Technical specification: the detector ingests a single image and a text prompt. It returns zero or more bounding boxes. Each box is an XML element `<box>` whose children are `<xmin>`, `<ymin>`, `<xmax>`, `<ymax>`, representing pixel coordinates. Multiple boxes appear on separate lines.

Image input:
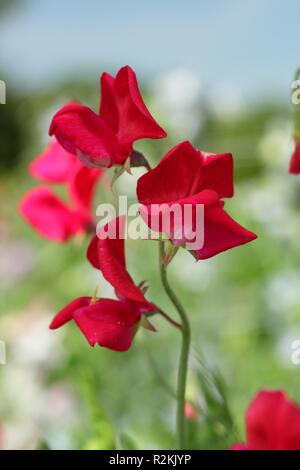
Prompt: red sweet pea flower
<box><xmin>137</xmin><ymin>141</ymin><xmax>257</xmax><ymax>260</ymax></box>
<box><xmin>231</xmin><ymin>390</ymin><xmax>300</xmax><ymax>450</ymax></box>
<box><xmin>50</xmin><ymin>297</ymin><xmax>146</xmax><ymax>352</ymax></box>
<box><xmin>49</xmin><ymin>66</ymin><xmax>167</xmax><ymax>170</ymax></box>
<box><xmin>50</xmin><ymin>217</ymin><xmax>157</xmax><ymax>351</ymax></box>
<box><xmin>19</xmin><ymin>139</ymin><xmax>102</xmax><ymax>242</ymax></box>
<box><xmin>289</xmin><ymin>137</ymin><xmax>300</xmax><ymax>174</ymax></box>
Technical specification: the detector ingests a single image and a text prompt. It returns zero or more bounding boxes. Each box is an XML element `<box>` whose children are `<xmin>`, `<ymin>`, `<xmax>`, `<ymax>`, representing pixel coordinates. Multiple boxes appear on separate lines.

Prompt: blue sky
<box><xmin>0</xmin><ymin>0</ymin><xmax>299</xmax><ymax>99</ymax></box>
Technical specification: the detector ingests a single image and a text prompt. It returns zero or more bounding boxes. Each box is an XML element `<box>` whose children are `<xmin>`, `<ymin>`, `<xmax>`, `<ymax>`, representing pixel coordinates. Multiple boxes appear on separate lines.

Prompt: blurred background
<box><xmin>1</xmin><ymin>0</ymin><xmax>300</xmax><ymax>450</ymax></box>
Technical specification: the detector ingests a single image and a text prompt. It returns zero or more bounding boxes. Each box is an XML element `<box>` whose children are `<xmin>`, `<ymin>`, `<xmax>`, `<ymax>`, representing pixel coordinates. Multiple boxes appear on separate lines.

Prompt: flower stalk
<box><xmin>159</xmin><ymin>241</ymin><xmax>191</xmax><ymax>449</ymax></box>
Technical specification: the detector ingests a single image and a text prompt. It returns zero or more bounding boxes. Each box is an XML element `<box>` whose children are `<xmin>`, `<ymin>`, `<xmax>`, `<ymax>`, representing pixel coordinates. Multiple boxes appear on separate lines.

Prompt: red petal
<box><xmin>289</xmin><ymin>138</ymin><xmax>300</xmax><ymax>174</ymax></box>
<box><xmin>247</xmin><ymin>390</ymin><xmax>300</xmax><ymax>450</ymax></box>
<box><xmin>29</xmin><ymin>138</ymin><xmax>77</xmax><ymax>183</ymax></box>
<box><xmin>99</xmin><ymin>72</ymin><xmax>119</xmax><ymax>133</ymax></box>
<box><xmin>50</xmin><ymin>297</ymin><xmax>91</xmax><ymax>329</ymax></box>
<box><xmin>138</xmin><ymin>142</ymin><xmax>196</xmax><ymax>204</ymax></box>
<box><xmin>201</xmin><ymin>151</ymin><xmax>234</xmax><ymax>198</ymax></box>
<box><xmin>73</xmin><ymin>299</ymin><xmax>140</xmax><ymax>351</ymax></box>
<box><xmin>138</xmin><ymin>141</ymin><xmax>234</xmax><ymax>204</ymax></box>
<box><xmin>19</xmin><ymin>186</ymin><xmax>86</xmax><ymax>242</ymax></box>
<box><xmin>86</xmin><ymin>233</ymin><xmax>102</xmax><ymax>270</ymax></box>
<box><xmin>49</xmin><ymin>104</ymin><xmax>122</xmax><ymax>168</ymax></box>
<box><xmin>194</xmin><ymin>205</ymin><xmax>257</xmax><ymax>259</ymax></box>
<box><xmin>113</xmin><ymin>66</ymin><xmax>167</xmax><ymax>153</ymax></box>
<box><xmin>87</xmin><ymin>217</ymin><xmax>152</xmax><ymax>305</ymax></box>
<box><xmin>87</xmin><ymin>217</ymin><xmax>126</xmax><ymax>270</ymax></box>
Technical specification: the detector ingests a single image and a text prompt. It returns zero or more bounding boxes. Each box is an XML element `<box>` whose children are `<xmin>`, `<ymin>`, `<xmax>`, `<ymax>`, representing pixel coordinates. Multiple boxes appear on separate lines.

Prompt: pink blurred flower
<box><xmin>19</xmin><ymin>138</ymin><xmax>102</xmax><ymax>242</ymax></box>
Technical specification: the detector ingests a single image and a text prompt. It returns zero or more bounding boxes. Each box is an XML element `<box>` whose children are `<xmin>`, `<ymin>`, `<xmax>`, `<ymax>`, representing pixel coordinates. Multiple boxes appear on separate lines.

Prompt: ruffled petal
<box><xmin>19</xmin><ymin>186</ymin><xmax>86</xmax><ymax>242</ymax></box>
<box><xmin>137</xmin><ymin>142</ymin><xmax>205</xmax><ymax>204</ymax></box>
<box><xmin>195</xmin><ymin>207</ymin><xmax>257</xmax><ymax>259</ymax></box>
<box><xmin>29</xmin><ymin>138</ymin><xmax>77</xmax><ymax>183</ymax></box>
<box><xmin>99</xmin><ymin>72</ymin><xmax>119</xmax><ymax>133</ymax></box>
<box><xmin>138</xmin><ymin>142</ymin><xmax>234</xmax><ymax>204</ymax></box>
<box><xmin>201</xmin><ymin>151</ymin><xmax>234</xmax><ymax>198</ymax></box>
<box><xmin>194</xmin><ymin>205</ymin><xmax>257</xmax><ymax>259</ymax></box>
<box><xmin>113</xmin><ymin>66</ymin><xmax>167</xmax><ymax>153</ymax></box>
<box><xmin>50</xmin><ymin>297</ymin><xmax>91</xmax><ymax>329</ymax></box>
<box><xmin>73</xmin><ymin>299</ymin><xmax>140</xmax><ymax>351</ymax></box>
<box><xmin>49</xmin><ymin>104</ymin><xmax>122</xmax><ymax>169</ymax></box>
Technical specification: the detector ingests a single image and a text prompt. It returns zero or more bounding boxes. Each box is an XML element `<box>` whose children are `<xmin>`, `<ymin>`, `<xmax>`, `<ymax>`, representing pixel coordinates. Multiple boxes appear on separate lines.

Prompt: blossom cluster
<box><xmin>19</xmin><ymin>65</ymin><xmax>257</xmax><ymax>352</ymax></box>
<box><xmin>19</xmin><ymin>66</ymin><xmax>300</xmax><ymax>450</ymax></box>
<box><xmin>20</xmin><ymin>66</ymin><xmax>256</xmax><ymax>351</ymax></box>
<box><xmin>18</xmin><ymin>64</ymin><xmax>300</xmax><ymax>451</ymax></box>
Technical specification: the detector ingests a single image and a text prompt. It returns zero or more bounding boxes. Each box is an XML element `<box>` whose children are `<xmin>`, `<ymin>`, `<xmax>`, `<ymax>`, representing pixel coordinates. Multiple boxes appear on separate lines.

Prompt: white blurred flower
<box><xmin>0</xmin><ymin>366</ymin><xmax>42</xmax><ymax>449</ymax></box>
<box><xmin>10</xmin><ymin>312</ymin><xmax>65</xmax><ymax>366</ymax></box>
<box><xmin>0</xmin><ymin>368</ymin><xmax>77</xmax><ymax>449</ymax></box>
<box><xmin>243</xmin><ymin>176</ymin><xmax>299</xmax><ymax>239</ymax></box>
<box><xmin>154</xmin><ymin>68</ymin><xmax>201</xmax><ymax>109</ymax></box>
<box><xmin>36</xmin><ymin>383</ymin><xmax>78</xmax><ymax>450</ymax></box>
<box><xmin>0</xmin><ymin>303</ymin><xmax>77</xmax><ymax>449</ymax></box>
<box><xmin>209</xmin><ymin>83</ymin><xmax>243</xmax><ymax>119</ymax></box>
<box><xmin>152</xmin><ymin>68</ymin><xmax>202</xmax><ymax>139</ymax></box>
<box><xmin>172</xmin><ymin>249</ymin><xmax>215</xmax><ymax>291</ymax></box>
<box><xmin>265</xmin><ymin>269</ymin><xmax>300</xmax><ymax>315</ymax></box>
<box><xmin>37</xmin><ymin>384</ymin><xmax>76</xmax><ymax>426</ymax></box>
<box><xmin>258</xmin><ymin>119</ymin><xmax>293</xmax><ymax>169</ymax></box>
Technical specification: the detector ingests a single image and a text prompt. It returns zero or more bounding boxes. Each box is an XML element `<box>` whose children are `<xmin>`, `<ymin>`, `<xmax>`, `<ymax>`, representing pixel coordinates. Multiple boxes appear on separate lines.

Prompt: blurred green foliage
<box><xmin>0</xmin><ymin>0</ymin><xmax>22</xmax><ymax>15</ymax></box>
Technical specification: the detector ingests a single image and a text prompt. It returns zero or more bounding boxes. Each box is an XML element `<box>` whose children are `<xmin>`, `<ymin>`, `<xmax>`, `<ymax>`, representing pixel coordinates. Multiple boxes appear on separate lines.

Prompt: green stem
<box><xmin>159</xmin><ymin>241</ymin><xmax>191</xmax><ymax>449</ymax></box>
